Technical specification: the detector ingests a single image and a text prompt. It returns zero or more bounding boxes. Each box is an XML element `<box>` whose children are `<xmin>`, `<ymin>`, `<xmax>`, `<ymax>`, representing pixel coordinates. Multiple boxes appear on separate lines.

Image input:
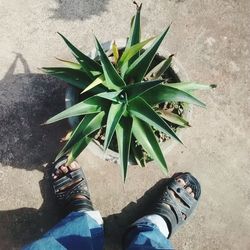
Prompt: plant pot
<box><xmin>65</xmin><ymin>39</ymin><xmax>191</xmax><ymax>164</ymax></box>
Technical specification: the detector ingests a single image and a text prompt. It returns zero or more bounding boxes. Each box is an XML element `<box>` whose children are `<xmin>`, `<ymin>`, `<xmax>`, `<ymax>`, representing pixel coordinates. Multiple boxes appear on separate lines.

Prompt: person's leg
<box><xmin>124</xmin><ymin>214</ymin><xmax>173</xmax><ymax>250</ymax></box>
<box><xmin>23</xmin><ymin>157</ymin><xmax>104</xmax><ymax>250</ymax></box>
<box><xmin>124</xmin><ymin>172</ymin><xmax>201</xmax><ymax>250</ymax></box>
<box><xmin>24</xmin><ymin>211</ymin><xmax>103</xmax><ymax>250</ymax></box>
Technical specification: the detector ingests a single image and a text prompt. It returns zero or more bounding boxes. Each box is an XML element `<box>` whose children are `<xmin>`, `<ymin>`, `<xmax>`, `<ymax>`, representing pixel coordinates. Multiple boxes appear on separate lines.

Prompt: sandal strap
<box><xmin>153</xmin><ymin>203</ymin><xmax>178</xmax><ymax>235</ymax></box>
<box><xmin>53</xmin><ymin>168</ymin><xmax>85</xmax><ymax>192</ymax></box>
<box><xmin>55</xmin><ymin>178</ymin><xmax>90</xmax><ymax>202</ymax></box>
<box><xmin>66</xmin><ymin>198</ymin><xmax>93</xmax><ymax>212</ymax></box>
<box><xmin>169</xmin><ymin>181</ymin><xmax>197</xmax><ymax>208</ymax></box>
<box><xmin>160</xmin><ymin>190</ymin><xmax>189</xmax><ymax>222</ymax></box>
<box><xmin>150</xmin><ymin>172</ymin><xmax>201</xmax><ymax>237</ymax></box>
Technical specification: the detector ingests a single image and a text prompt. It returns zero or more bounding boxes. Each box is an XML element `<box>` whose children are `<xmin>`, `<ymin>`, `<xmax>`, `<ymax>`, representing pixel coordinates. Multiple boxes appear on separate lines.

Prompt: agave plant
<box><xmin>43</xmin><ymin>3</ymin><xmax>215</xmax><ymax>180</ymax></box>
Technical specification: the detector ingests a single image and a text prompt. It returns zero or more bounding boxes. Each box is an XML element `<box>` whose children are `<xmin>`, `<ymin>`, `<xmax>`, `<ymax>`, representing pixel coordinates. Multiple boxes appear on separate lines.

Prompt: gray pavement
<box><xmin>0</xmin><ymin>0</ymin><xmax>249</xmax><ymax>249</ymax></box>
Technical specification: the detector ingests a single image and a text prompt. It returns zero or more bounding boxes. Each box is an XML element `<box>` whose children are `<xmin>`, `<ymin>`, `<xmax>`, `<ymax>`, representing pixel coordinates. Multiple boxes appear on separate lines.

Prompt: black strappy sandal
<box><xmin>150</xmin><ymin>172</ymin><xmax>201</xmax><ymax>237</ymax></box>
<box><xmin>51</xmin><ymin>156</ymin><xmax>93</xmax><ymax>213</ymax></box>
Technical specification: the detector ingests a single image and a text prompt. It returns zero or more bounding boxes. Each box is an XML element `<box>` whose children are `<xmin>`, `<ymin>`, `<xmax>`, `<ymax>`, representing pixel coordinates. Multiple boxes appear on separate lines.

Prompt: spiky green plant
<box><xmin>43</xmin><ymin>3</ymin><xmax>216</xmax><ymax>181</ymax></box>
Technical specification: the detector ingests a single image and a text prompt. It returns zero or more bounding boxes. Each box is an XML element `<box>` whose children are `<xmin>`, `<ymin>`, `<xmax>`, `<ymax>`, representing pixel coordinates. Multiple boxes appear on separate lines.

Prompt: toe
<box><xmin>52</xmin><ymin>161</ymin><xmax>80</xmax><ymax>180</ymax></box>
<box><xmin>60</xmin><ymin>165</ymin><xmax>68</xmax><ymax>174</ymax></box>
<box><xmin>186</xmin><ymin>187</ymin><xmax>192</xmax><ymax>194</ymax></box>
<box><xmin>176</xmin><ymin>178</ymin><xmax>186</xmax><ymax>187</ymax></box>
<box><xmin>52</xmin><ymin>173</ymin><xmax>57</xmax><ymax>179</ymax></box>
<box><xmin>52</xmin><ymin>169</ymin><xmax>62</xmax><ymax>179</ymax></box>
<box><xmin>68</xmin><ymin>161</ymin><xmax>79</xmax><ymax>171</ymax></box>
<box><xmin>190</xmin><ymin>192</ymin><xmax>195</xmax><ymax>198</ymax></box>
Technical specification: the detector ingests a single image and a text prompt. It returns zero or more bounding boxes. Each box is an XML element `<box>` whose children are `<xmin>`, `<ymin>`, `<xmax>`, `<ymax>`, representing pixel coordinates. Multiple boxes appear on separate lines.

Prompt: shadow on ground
<box><xmin>0</xmin><ymin>54</ymin><xmax>68</xmax><ymax>248</ymax></box>
<box><xmin>0</xmin><ymin>177</ymin><xmax>62</xmax><ymax>249</ymax></box>
<box><xmin>0</xmin><ymin>53</ymin><xmax>68</xmax><ymax>170</ymax></box>
<box><xmin>50</xmin><ymin>0</ymin><xmax>110</xmax><ymax>20</ymax></box>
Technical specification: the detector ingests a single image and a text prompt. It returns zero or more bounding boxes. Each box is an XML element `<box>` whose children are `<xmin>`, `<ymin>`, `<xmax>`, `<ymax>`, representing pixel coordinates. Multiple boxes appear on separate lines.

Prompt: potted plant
<box><xmin>42</xmin><ymin>2</ymin><xmax>216</xmax><ymax>181</ymax></box>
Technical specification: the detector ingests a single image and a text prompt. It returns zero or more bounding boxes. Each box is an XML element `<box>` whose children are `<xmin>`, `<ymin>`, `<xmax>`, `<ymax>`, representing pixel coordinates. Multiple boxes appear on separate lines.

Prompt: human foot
<box><xmin>150</xmin><ymin>172</ymin><xmax>201</xmax><ymax>237</ymax></box>
<box><xmin>51</xmin><ymin>156</ymin><xmax>93</xmax><ymax>213</ymax></box>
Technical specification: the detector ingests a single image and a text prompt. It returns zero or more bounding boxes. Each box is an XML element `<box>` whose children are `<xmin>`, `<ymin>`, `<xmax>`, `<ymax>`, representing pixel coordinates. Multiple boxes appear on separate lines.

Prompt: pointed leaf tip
<box><xmin>58</xmin><ymin>33</ymin><xmax>102</xmax><ymax>77</ymax></box>
<box><xmin>133</xmin><ymin>1</ymin><xmax>142</xmax><ymax>10</ymax></box>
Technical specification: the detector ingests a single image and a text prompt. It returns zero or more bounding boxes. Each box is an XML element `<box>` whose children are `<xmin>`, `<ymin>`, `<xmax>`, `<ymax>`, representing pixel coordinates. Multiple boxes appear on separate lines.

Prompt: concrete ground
<box><xmin>0</xmin><ymin>0</ymin><xmax>249</xmax><ymax>249</ymax></box>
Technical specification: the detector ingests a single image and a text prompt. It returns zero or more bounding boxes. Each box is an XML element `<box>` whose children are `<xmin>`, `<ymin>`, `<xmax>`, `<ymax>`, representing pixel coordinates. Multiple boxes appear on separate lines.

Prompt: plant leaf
<box><xmin>167</xmin><ymin>82</ymin><xmax>217</xmax><ymax>92</ymax></box>
<box><xmin>132</xmin><ymin>117</ymin><xmax>168</xmax><ymax>174</ymax></box>
<box><xmin>146</xmin><ymin>54</ymin><xmax>174</xmax><ymax>80</ymax></box>
<box><xmin>126</xmin><ymin>3</ymin><xmax>142</xmax><ymax>48</ymax></box>
<box><xmin>128</xmin><ymin>98</ymin><xmax>182</xmax><ymax>143</ymax></box>
<box><xmin>57</xmin><ymin>112</ymin><xmax>105</xmax><ymax>159</ymax></box>
<box><xmin>116</xmin><ymin>116</ymin><xmax>133</xmax><ymax>181</ymax></box>
<box><xmin>58</xmin><ymin>32</ymin><xmax>102</xmax><ymax>78</ymax></box>
<box><xmin>122</xmin><ymin>3</ymin><xmax>142</xmax><ymax>73</ymax></box>
<box><xmin>119</xmin><ymin>37</ymin><xmax>155</xmax><ymax>75</ymax></box>
<box><xmin>55</xmin><ymin>58</ymin><xmax>82</xmax><ymax>70</ymax></box>
<box><xmin>95</xmin><ymin>37</ymin><xmax>126</xmax><ymax>90</ymax></box>
<box><xmin>141</xmin><ymin>85</ymin><xmax>206</xmax><ymax>107</ymax></box>
<box><xmin>122</xmin><ymin>79</ymin><xmax>164</xmax><ymax>101</ymax></box>
<box><xmin>159</xmin><ymin>110</ymin><xmax>190</xmax><ymax>127</ymax></box>
<box><xmin>124</xmin><ymin>25</ymin><xmax>171</xmax><ymax>82</ymax></box>
<box><xmin>104</xmin><ymin>103</ymin><xmax>126</xmax><ymax>150</ymax></box>
<box><xmin>44</xmin><ymin>96</ymin><xmax>109</xmax><ymax>124</ymax></box>
<box><xmin>67</xmin><ymin>136</ymin><xmax>92</xmax><ymax>165</ymax></box>
<box><xmin>42</xmin><ymin>67</ymin><xmax>92</xmax><ymax>89</ymax></box>
<box><xmin>81</xmin><ymin>74</ymin><xmax>105</xmax><ymax>94</ymax></box>
<box><xmin>112</xmin><ymin>41</ymin><xmax>119</xmax><ymax>65</ymax></box>
<box><xmin>96</xmin><ymin>90</ymin><xmax>122</xmax><ymax>102</ymax></box>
